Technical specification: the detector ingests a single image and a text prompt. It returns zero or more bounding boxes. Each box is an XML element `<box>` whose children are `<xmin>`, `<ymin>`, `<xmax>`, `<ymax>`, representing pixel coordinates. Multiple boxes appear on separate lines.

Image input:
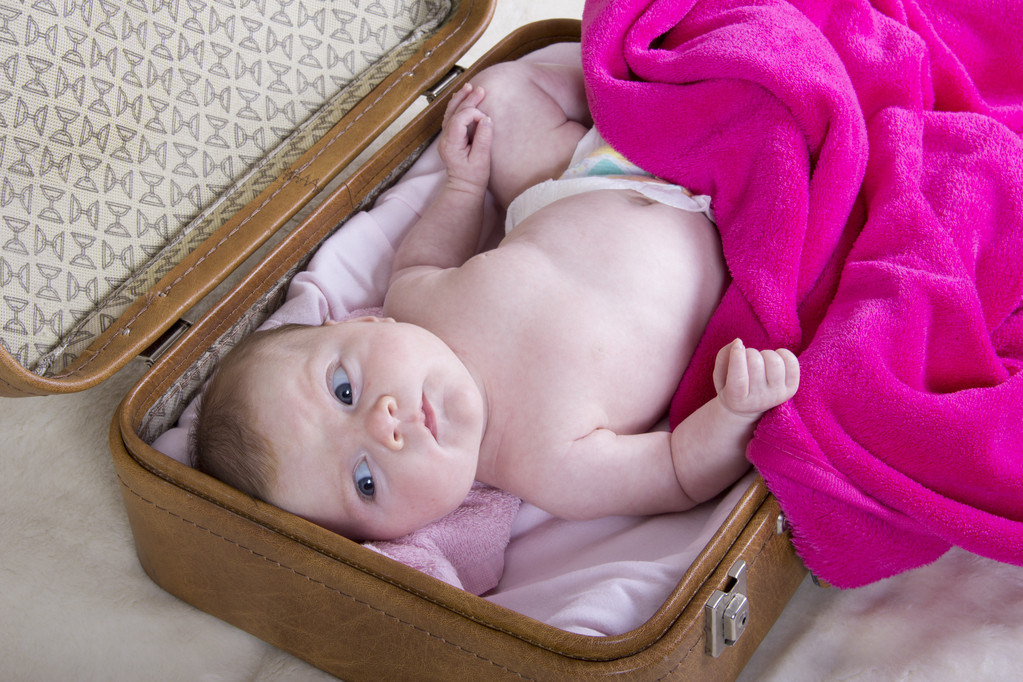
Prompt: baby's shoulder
<box><xmin>449</xmin><ymin>241</ymin><xmax>563</xmax><ymax>303</ymax></box>
<box><xmin>384</xmin><ymin>256</ymin><xmax>510</xmax><ymax>327</ymax></box>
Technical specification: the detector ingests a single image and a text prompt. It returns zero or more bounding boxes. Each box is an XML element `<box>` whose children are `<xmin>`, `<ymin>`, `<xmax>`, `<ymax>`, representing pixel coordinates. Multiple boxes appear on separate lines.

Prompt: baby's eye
<box><xmin>332</xmin><ymin>366</ymin><xmax>354</xmax><ymax>405</ymax></box>
<box><xmin>354</xmin><ymin>460</ymin><xmax>375</xmax><ymax>499</ymax></box>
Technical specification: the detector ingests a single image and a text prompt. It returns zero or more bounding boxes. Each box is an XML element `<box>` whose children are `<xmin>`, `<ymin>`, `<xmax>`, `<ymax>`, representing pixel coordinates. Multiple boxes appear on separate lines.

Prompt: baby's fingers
<box><xmin>445</xmin><ymin>104</ymin><xmax>491</xmax><ymax>152</ymax></box>
<box><xmin>715</xmin><ymin>341</ymin><xmax>800</xmax><ymax>417</ymax></box>
<box><xmin>761</xmin><ymin>349</ymin><xmax>787</xmax><ymax>388</ymax></box>
<box><xmin>757</xmin><ymin>348</ymin><xmax>799</xmax><ymax>390</ymax></box>
<box><xmin>751</xmin><ymin>348</ymin><xmax>799</xmax><ymax>404</ymax></box>
<box><xmin>714</xmin><ymin>339</ymin><xmax>750</xmax><ymax>404</ymax></box>
<box><xmin>444</xmin><ymin>83</ymin><xmax>471</xmax><ymax>119</ymax></box>
<box><xmin>444</xmin><ymin>83</ymin><xmax>485</xmax><ymax>124</ymax></box>
<box><xmin>778</xmin><ymin>348</ymin><xmax>800</xmax><ymax>393</ymax></box>
<box><xmin>471</xmin><ymin>114</ymin><xmax>494</xmax><ymax>158</ymax></box>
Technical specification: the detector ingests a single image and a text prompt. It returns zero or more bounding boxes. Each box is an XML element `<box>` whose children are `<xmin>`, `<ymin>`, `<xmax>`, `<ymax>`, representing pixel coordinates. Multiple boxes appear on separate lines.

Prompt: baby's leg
<box><xmin>468</xmin><ymin>61</ymin><xmax>592</xmax><ymax>209</ymax></box>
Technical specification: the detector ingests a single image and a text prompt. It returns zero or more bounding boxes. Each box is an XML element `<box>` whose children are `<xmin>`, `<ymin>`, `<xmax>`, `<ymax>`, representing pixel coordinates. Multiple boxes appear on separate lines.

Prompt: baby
<box><xmin>192</xmin><ymin>58</ymin><xmax>799</xmax><ymax>542</ymax></box>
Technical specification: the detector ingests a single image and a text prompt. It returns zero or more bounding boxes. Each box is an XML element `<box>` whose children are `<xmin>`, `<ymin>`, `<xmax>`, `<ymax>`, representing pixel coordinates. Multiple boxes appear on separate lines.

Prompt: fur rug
<box><xmin>3</xmin><ymin>0</ymin><xmax>1023</xmax><ymax>679</ymax></box>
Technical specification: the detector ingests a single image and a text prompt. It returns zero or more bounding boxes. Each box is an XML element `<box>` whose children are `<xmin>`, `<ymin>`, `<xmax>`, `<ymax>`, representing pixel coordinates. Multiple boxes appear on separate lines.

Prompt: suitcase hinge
<box><xmin>140</xmin><ymin>318</ymin><xmax>193</xmax><ymax>367</ymax></box>
<box><xmin>705</xmin><ymin>559</ymin><xmax>750</xmax><ymax>658</ymax></box>
<box><xmin>424</xmin><ymin>66</ymin><xmax>466</xmax><ymax>102</ymax></box>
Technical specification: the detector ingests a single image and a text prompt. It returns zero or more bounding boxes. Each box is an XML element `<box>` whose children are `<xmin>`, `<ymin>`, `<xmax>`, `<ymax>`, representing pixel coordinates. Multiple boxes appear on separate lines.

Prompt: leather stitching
<box><xmin>120</xmin><ymin>464</ymin><xmax>677</xmax><ymax>664</ymax></box>
<box><xmin>118</xmin><ymin>477</ymin><xmax>536</xmax><ymax>680</ymax></box>
<box><xmin>0</xmin><ymin>373</ymin><xmax>41</xmax><ymax>396</ymax></box>
<box><xmin>135</xmin><ymin>197</ymin><xmax>332</xmax><ymax>432</ymax></box>
<box><xmin>119</xmin><ymin>471</ymin><xmax>777</xmax><ymax>675</ymax></box>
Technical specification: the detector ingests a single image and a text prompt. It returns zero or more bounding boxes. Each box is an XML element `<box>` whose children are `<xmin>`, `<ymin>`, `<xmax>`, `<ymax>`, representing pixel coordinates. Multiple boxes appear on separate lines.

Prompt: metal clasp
<box><xmin>705</xmin><ymin>559</ymin><xmax>750</xmax><ymax>658</ymax></box>
<box><xmin>424</xmin><ymin>66</ymin><xmax>466</xmax><ymax>102</ymax></box>
<box><xmin>139</xmin><ymin>318</ymin><xmax>192</xmax><ymax>367</ymax></box>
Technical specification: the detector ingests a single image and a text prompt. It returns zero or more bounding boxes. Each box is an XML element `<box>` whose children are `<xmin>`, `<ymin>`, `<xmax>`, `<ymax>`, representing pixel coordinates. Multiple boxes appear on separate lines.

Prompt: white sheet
<box><xmin>490</xmin><ymin>474</ymin><xmax>753</xmax><ymax>636</ymax></box>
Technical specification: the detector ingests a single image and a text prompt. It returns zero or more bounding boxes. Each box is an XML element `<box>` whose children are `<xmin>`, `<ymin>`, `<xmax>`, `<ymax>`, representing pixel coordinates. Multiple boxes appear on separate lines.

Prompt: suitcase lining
<box><xmin>3</xmin><ymin>0</ymin><xmax>458</xmax><ymax>377</ymax></box>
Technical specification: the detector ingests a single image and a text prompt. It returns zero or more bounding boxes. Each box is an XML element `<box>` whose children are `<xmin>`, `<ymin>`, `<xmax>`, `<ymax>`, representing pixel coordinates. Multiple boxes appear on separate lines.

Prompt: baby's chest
<box><xmin>526</xmin><ymin>223</ymin><xmax>680</xmax><ymax>293</ymax></box>
<box><xmin>475</xmin><ymin>231</ymin><xmax>686</xmax><ymax>332</ymax></box>
<box><xmin>485</xmin><ymin>314</ymin><xmax>681</xmax><ymax>440</ymax></box>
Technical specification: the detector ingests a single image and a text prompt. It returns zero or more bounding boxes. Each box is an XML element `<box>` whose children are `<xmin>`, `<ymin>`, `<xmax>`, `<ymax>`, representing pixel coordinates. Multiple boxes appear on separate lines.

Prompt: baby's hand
<box><xmin>438</xmin><ymin>83</ymin><xmax>493</xmax><ymax>194</ymax></box>
<box><xmin>713</xmin><ymin>339</ymin><xmax>799</xmax><ymax>419</ymax></box>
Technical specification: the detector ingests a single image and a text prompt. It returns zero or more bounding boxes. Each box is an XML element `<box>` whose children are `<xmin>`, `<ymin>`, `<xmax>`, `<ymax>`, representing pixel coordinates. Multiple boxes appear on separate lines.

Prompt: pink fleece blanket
<box><xmin>582</xmin><ymin>0</ymin><xmax>1023</xmax><ymax>587</ymax></box>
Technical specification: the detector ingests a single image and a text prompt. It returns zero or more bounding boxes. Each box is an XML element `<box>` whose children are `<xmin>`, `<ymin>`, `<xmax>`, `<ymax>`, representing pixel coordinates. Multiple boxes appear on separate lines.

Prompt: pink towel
<box><xmin>364</xmin><ymin>481</ymin><xmax>521</xmax><ymax>596</ymax></box>
<box><xmin>582</xmin><ymin>0</ymin><xmax>1023</xmax><ymax>587</ymax></box>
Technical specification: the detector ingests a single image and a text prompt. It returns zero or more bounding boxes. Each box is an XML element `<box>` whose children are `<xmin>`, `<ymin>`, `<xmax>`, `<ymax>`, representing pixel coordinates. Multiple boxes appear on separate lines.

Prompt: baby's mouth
<box><xmin>421</xmin><ymin>395</ymin><xmax>438</xmax><ymax>441</ymax></box>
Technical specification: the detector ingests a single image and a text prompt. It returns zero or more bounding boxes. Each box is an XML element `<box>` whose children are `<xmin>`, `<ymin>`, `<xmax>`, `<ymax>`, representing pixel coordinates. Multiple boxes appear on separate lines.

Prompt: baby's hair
<box><xmin>190</xmin><ymin>324</ymin><xmax>307</xmax><ymax>501</ymax></box>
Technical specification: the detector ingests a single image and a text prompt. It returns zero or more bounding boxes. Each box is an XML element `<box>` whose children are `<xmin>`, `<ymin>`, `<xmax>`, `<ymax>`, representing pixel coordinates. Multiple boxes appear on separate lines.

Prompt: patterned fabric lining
<box><xmin>0</xmin><ymin>0</ymin><xmax>450</xmax><ymax>375</ymax></box>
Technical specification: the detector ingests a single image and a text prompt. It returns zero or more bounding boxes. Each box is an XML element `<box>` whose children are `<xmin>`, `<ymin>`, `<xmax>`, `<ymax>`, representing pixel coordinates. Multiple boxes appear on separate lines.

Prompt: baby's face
<box><xmin>244</xmin><ymin>317</ymin><xmax>486</xmax><ymax>540</ymax></box>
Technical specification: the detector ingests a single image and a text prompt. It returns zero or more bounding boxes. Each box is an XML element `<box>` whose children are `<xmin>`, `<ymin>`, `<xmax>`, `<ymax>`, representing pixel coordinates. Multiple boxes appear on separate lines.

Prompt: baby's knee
<box><xmin>469</xmin><ymin>61</ymin><xmax>532</xmax><ymax>88</ymax></box>
<box><xmin>467</xmin><ymin>62</ymin><xmax>531</xmax><ymax>116</ymax></box>
<box><xmin>464</xmin><ymin>61</ymin><xmax>588</xmax><ymax>207</ymax></box>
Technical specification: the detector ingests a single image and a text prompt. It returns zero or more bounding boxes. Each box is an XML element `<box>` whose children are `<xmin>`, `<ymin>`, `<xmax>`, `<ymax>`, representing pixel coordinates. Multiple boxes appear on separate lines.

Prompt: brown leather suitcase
<box><xmin>1</xmin><ymin>2</ymin><xmax>806</xmax><ymax>677</ymax></box>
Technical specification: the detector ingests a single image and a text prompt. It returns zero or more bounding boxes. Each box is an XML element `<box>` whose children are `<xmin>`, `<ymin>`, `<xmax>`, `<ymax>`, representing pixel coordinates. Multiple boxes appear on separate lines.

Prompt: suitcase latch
<box><xmin>704</xmin><ymin>559</ymin><xmax>749</xmax><ymax>658</ymax></box>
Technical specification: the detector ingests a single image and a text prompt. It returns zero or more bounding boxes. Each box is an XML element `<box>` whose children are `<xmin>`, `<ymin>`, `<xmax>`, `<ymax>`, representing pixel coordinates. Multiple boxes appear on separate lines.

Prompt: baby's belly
<box><xmin>507</xmin><ymin>189</ymin><xmax>721</xmax><ymax>299</ymax></box>
<box><xmin>505</xmin><ymin>191</ymin><xmax>726</xmax><ymax>433</ymax></box>
<box><xmin>556</xmin><ymin>298</ymin><xmax>697</xmax><ymax>433</ymax></box>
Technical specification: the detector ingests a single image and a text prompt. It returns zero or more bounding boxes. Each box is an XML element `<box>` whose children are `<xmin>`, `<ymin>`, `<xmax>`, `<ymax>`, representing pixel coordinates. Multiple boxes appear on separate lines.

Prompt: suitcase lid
<box><xmin>0</xmin><ymin>0</ymin><xmax>494</xmax><ymax>397</ymax></box>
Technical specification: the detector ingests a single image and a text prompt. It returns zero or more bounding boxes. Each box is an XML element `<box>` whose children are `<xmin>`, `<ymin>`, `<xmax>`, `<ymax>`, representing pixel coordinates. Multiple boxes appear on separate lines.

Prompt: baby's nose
<box><xmin>367</xmin><ymin>395</ymin><xmax>403</xmax><ymax>451</ymax></box>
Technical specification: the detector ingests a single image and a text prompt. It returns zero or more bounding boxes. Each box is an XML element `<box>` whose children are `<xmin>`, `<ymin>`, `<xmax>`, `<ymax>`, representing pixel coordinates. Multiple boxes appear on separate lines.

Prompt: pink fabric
<box><xmin>365</xmin><ymin>482</ymin><xmax>521</xmax><ymax>597</ymax></box>
<box><xmin>582</xmin><ymin>0</ymin><xmax>1023</xmax><ymax>587</ymax></box>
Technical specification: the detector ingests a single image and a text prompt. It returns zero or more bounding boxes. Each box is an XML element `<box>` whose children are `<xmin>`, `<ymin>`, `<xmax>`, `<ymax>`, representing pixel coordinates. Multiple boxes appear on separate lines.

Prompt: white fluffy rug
<box><xmin>3</xmin><ymin>1</ymin><xmax>1023</xmax><ymax>680</ymax></box>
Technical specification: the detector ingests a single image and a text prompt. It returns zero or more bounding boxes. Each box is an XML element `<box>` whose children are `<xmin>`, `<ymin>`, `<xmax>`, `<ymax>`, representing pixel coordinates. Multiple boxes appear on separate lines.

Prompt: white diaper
<box><xmin>505</xmin><ymin>128</ymin><xmax>714</xmax><ymax>233</ymax></box>
<box><xmin>505</xmin><ymin>176</ymin><xmax>714</xmax><ymax>233</ymax></box>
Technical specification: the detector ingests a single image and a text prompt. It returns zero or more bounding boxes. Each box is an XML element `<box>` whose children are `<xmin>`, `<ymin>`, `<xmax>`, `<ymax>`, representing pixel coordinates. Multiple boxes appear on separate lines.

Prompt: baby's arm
<box><xmin>388</xmin><ymin>84</ymin><xmax>493</xmax><ymax>284</ymax></box>
<box><xmin>669</xmin><ymin>340</ymin><xmax>800</xmax><ymax>505</ymax></box>
<box><xmin>528</xmin><ymin>341</ymin><xmax>798</xmax><ymax>520</ymax></box>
